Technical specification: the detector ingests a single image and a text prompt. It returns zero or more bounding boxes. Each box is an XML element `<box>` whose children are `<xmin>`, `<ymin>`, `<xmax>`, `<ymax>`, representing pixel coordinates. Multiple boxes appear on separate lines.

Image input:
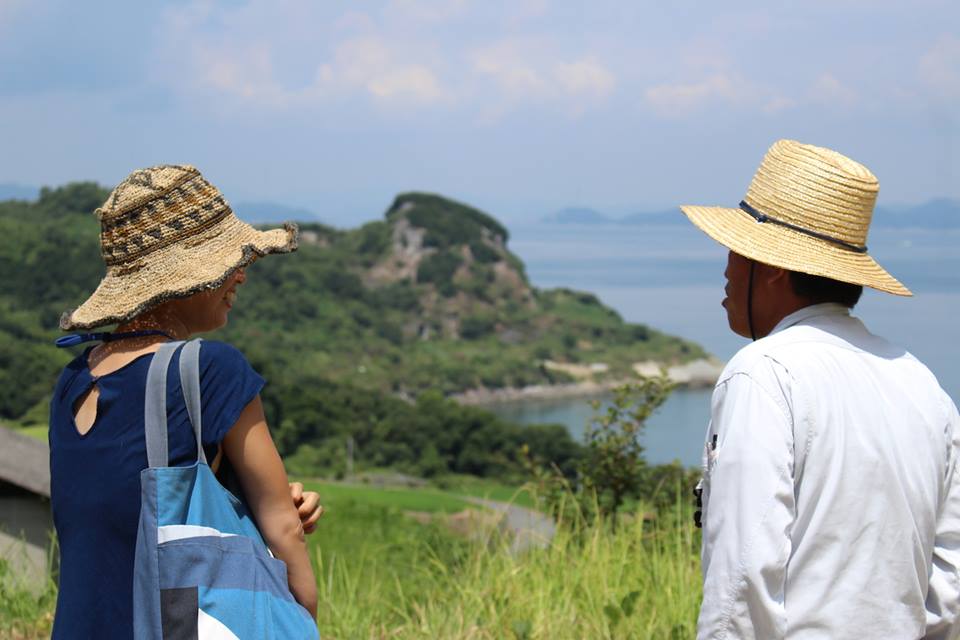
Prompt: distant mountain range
<box><xmin>3</xmin><ymin>181</ymin><xmax>957</xmax><ymax>230</ymax></box>
<box><xmin>541</xmin><ymin>207</ymin><xmax>612</xmax><ymax>224</ymax></box>
<box><xmin>540</xmin><ymin>207</ymin><xmax>683</xmax><ymax>226</ymax></box>
<box><xmin>0</xmin><ymin>185</ymin><xmax>323</xmax><ymax>225</ymax></box>
<box><xmin>543</xmin><ymin>198</ymin><xmax>960</xmax><ymax>230</ymax></box>
<box><xmin>231</xmin><ymin>201</ymin><xmax>322</xmax><ymax>224</ymax></box>
<box><xmin>873</xmin><ymin>198</ymin><xmax>960</xmax><ymax>229</ymax></box>
<box><xmin>0</xmin><ymin>183</ymin><xmax>38</xmax><ymax>201</ymax></box>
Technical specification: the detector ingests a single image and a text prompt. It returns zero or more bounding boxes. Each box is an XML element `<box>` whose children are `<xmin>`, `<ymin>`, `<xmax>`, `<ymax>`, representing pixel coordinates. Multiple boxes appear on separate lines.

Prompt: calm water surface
<box><xmin>490</xmin><ymin>223</ymin><xmax>960</xmax><ymax>467</ymax></box>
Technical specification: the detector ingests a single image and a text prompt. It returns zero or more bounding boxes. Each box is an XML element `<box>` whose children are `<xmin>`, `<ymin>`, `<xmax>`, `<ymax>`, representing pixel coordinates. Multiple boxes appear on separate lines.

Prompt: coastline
<box><xmin>453</xmin><ymin>357</ymin><xmax>724</xmax><ymax>406</ymax></box>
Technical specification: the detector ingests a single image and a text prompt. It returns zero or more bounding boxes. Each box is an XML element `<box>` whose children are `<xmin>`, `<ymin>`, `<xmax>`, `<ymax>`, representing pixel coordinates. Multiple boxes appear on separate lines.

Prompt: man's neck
<box><xmin>753</xmin><ymin>297</ymin><xmax>820</xmax><ymax>340</ymax></box>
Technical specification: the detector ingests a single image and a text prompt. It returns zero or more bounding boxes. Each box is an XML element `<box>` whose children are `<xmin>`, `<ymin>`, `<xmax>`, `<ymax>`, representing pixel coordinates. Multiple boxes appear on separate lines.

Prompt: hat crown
<box><xmin>97</xmin><ymin>165</ymin><xmax>199</xmax><ymax>221</ymax></box>
<box><xmin>744</xmin><ymin>139</ymin><xmax>878</xmax><ymax>248</ymax></box>
<box><xmin>95</xmin><ymin>165</ymin><xmax>233</xmax><ymax>267</ymax></box>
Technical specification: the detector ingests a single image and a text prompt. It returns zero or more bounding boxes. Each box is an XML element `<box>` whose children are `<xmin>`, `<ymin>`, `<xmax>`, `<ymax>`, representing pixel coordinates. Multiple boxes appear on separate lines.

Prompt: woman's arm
<box><xmin>212</xmin><ymin>455</ymin><xmax>325</xmax><ymax>535</ymax></box>
<box><xmin>221</xmin><ymin>395</ymin><xmax>318</xmax><ymax>619</ymax></box>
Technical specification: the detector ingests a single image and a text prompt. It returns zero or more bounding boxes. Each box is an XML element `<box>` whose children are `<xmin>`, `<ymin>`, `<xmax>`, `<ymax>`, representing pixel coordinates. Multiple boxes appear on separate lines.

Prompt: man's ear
<box><xmin>759</xmin><ymin>264</ymin><xmax>790</xmax><ymax>288</ymax></box>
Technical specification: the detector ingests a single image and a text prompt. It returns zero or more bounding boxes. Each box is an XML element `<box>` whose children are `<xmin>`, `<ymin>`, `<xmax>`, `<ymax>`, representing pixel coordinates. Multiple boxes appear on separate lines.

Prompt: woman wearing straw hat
<box><xmin>681</xmin><ymin>140</ymin><xmax>960</xmax><ymax>639</ymax></box>
<box><xmin>49</xmin><ymin>165</ymin><xmax>322</xmax><ymax>638</ymax></box>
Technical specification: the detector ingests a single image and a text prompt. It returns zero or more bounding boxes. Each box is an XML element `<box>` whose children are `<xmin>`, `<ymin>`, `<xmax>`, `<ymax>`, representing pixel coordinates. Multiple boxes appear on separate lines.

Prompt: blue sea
<box><xmin>489</xmin><ymin>222</ymin><xmax>960</xmax><ymax>468</ymax></box>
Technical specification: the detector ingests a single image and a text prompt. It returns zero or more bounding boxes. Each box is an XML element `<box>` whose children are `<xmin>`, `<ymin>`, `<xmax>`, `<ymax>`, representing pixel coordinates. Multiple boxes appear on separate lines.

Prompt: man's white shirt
<box><xmin>698</xmin><ymin>303</ymin><xmax>960</xmax><ymax>639</ymax></box>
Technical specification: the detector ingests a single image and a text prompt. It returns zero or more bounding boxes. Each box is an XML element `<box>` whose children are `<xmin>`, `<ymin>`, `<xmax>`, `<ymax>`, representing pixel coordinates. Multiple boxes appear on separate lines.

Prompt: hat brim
<box><xmin>680</xmin><ymin>205</ymin><xmax>911</xmax><ymax>296</ymax></box>
<box><xmin>61</xmin><ymin>216</ymin><xmax>298</xmax><ymax>330</ymax></box>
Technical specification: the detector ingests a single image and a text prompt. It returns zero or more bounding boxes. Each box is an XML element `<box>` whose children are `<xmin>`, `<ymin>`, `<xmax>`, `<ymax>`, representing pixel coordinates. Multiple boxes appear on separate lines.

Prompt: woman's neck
<box><xmin>115</xmin><ymin>308</ymin><xmax>191</xmax><ymax>341</ymax></box>
<box><xmin>87</xmin><ymin>308</ymin><xmax>191</xmax><ymax>371</ymax></box>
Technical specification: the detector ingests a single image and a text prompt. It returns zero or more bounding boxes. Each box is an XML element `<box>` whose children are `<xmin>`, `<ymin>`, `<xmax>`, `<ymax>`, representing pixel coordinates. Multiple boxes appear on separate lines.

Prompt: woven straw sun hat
<box><xmin>680</xmin><ymin>139</ymin><xmax>910</xmax><ymax>296</ymax></box>
<box><xmin>60</xmin><ymin>164</ymin><xmax>298</xmax><ymax>330</ymax></box>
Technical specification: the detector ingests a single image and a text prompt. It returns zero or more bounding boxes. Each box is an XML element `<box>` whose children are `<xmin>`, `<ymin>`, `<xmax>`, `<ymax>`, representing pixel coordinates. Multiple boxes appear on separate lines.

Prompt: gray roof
<box><xmin>0</xmin><ymin>425</ymin><xmax>50</xmax><ymax>497</ymax></box>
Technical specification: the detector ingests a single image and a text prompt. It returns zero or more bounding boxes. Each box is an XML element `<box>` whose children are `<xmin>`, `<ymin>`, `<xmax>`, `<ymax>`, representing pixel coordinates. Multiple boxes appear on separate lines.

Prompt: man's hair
<box><xmin>788</xmin><ymin>271</ymin><xmax>864</xmax><ymax>308</ymax></box>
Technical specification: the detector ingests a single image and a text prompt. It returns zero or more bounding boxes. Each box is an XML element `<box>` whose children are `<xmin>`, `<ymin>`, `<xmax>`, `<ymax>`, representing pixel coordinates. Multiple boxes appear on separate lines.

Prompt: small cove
<box><xmin>491</xmin><ymin>223</ymin><xmax>960</xmax><ymax>467</ymax></box>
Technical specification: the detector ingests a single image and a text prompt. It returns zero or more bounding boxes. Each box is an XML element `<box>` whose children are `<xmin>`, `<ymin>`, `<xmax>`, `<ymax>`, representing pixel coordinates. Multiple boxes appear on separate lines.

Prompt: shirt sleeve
<box><xmin>197</xmin><ymin>341</ymin><xmax>265</xmax><ymax>450</ymax></box>
<box><xmin>698</xmin><ymin>364</ymin><xmax>796</xmax><ymax>640</ymax></box>
<box><xmin>924</xmin><ymin>398</ymin><xmax>960</xmax><ymax>640</ymax></box>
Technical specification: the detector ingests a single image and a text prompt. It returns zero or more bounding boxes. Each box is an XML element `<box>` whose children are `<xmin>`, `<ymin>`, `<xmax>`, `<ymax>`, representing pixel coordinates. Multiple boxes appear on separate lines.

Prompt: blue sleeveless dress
<box><xmin>48</xmin><ymin>341</ymin><xmax>264</xmax><ymax>639</ymax></box>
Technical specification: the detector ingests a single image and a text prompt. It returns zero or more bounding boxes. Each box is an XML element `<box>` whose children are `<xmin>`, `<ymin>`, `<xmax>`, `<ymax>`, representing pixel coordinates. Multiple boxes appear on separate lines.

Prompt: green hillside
<box><xmin>221</xmin><ymin>190</ymin><xmax>705</xmax><ymax>394</ymax></box>
<box><xmin>0</xmin><ymin>184</ymin><xmax>706</xmax><ymax>480</ymax></box>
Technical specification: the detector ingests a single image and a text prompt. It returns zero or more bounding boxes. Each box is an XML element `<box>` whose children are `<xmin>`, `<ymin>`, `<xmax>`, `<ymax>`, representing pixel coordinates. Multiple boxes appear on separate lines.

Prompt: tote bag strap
<box><xmin>177</xmin><ymin>338</ymin><xmax>207</xmax><ymax>465</ymax></box>
<box><xmin>144</xmin><ymin>340</ymin><xmax>186</xmax><ymax>469</ymax></box>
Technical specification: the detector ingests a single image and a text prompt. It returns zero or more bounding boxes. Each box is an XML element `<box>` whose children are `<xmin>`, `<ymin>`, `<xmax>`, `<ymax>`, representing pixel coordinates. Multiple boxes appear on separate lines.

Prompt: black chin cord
<box><xmin>747</xmin><ymin>260</ymin><xmax>757</xmax><ymax>341</ymax></box>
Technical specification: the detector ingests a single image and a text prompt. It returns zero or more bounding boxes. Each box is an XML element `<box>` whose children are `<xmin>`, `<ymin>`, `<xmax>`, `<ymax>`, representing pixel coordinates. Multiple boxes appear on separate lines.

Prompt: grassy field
<box><xmin>0</xmin><ymin>481</ymin><xmax>701</xmax><ymax>639</ymax></box>
<box><xmin>291</xmin><ymin>481</ymin><xmax>701</xmax><ymax>638</ymax></box>
<box><xmin>13</xmin><ymin>426</ymin><xmax>46</xmax><ymax>442</ymax></box>
<box><xmin>309</xmin><ymin>492</ymin><xmax>701</xmax><ymax>639</ymax></box>
<box><xmin>437</xmin><ymin>474</ymin><xmax>537</xmax><ymax>509</ymax></box>
<box><xmin>0</xmin><ymin>551</ymin><xmax>56</xmax><ymax>639</ymax></box>
<box><xmin>304</xmin><ymin>480</ymin><xmax>472</xmax><ymax>513</ymax></box>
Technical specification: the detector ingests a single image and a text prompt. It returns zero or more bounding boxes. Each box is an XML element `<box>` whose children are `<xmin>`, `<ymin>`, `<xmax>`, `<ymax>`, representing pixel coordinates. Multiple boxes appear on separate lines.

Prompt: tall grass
<box><xmin>314</xmin><ymin>493</ymin><xmax>701</xmax><ymax>639</ymax></box>
<box><xmin>0</xmin><ymin>554</ymin><xmax>56</xmax><ymax>640</ymax></box>
<box><xmin>0</xmin><ymin>487</ymin><xmax>702</xmax><ymax>639</ymax></box>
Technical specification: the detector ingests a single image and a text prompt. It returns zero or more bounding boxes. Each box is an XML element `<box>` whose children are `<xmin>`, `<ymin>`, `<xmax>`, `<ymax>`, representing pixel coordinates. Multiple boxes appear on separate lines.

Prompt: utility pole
<box><xmin>346</xmin><ymin>435</ymin><xmax>354</xmax><ymax>478</ymax></box>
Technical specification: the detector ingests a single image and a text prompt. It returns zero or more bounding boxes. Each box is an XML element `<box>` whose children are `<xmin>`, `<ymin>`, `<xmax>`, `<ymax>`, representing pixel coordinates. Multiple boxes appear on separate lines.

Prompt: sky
<box><xmin>1</xmin><ymin>0</ymin><xmax>958</xmax><ymax>225</ymax></box>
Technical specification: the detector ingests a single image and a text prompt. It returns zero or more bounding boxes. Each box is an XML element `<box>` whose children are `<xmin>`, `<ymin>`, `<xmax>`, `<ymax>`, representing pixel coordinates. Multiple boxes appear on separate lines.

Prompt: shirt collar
<box><xmin>770</xmin><ymin>302</ymin><xmax>851</xmax><ymax>336</ymax></box>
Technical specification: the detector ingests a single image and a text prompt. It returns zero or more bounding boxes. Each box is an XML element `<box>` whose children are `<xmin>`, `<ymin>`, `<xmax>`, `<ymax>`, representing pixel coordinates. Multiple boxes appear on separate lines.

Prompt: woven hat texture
<box><xmin>680</xmin><ymin>139</ymin><xmax>910</xmax><ymax>296</ymax></box>
<box><xmin>61</xmin><ymin>165</ymin><xmax>298</xmax><ymax>330</ymax></box>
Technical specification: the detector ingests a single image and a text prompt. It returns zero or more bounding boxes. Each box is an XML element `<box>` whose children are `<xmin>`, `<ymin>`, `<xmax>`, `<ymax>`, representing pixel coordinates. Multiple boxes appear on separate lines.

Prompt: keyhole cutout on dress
<box><xmin>73</xmin><ymin>383</ymin><xmax>100</xmax><ymax>436</ymax></box>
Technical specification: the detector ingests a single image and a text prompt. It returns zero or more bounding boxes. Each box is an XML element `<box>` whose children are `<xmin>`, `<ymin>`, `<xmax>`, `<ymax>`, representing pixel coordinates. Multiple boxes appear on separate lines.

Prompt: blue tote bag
<box><xmin>133</xmin><ymin>339</ymin><xmax>319</xmax><ymax>639</ymax></box>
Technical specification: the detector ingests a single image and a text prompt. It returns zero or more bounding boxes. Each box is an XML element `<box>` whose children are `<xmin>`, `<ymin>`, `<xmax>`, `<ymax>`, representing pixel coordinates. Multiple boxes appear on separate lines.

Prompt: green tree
<box><xmin>579</xmin><ymin>373</ymin><xmax>674</xmax><ymax>525</ymax></box>
<box><xmin>525</xmin><ymin>374</ymin><xmax>675</xmax><ymax>527</ymax></box>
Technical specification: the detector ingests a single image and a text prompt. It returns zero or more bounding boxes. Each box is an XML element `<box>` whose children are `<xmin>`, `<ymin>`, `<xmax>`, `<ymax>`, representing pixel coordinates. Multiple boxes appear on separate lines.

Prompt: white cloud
<box><xmin>643</xmin><ymin>72</ymin><xmax>794</xmax><ymax>117</ymax></box>
<box><xmin>810</xmin><ymin>73</ymin><xmax>858</xmax><ymax>107</ymax></box>
<box><xmin>368</xmin><ymin>66</ymin><xmax>445</xmax><ymax>101</ymax></box>
<box><xmin>762</xmin><ymin>96</ymin><xmax>796</xmax><ymax>114</ymax></box>
<box><xmin>644</xmin><ymin>74</ymin><xmax>740</xmax><ymax>115</ymax></box>
<box><xmin>919</xmin><ymin>36</ymin><xmax>960</xmax><ymax>100</ymax></box>
<box><xmin>331</xmin><ymin>10</ymin><xmax>378</xmax><ymax>33</ymax></box>
<box><xmin>157</xmin><ymin>3</ymin><xmax>451</xmax><ymax>109</ymax></box>
<box><xmin>553</xmin><ymin>58</ymin><xmax>615</xmax><ymax>99</ymax></box>
<box><xmin>382</xmin><ymin>0</ymin><xmax>469</xmax><ymax>24</ymax></box>
<box><xmin>472</xmin><ymin>39</ymin><xmax>548</xmax><ymax>97</ymax></box>
<box><xmin>470</xmin><ymin>39</ymin><xmax>616</xmax><ymax>118</ymax></box>
<box><xmin>316</xmin><ymin>37</ymin><xmax>450</xmax><ymax>105</ymax></box>
<box><xmin>507</xmin><ymin>0</ymin><xmax>550</xmax><ymax>23</ymax></box>
<box><xmin>192</xmin><ymin>42</ymin><xmax>286</xmax><ymax>104</ymax></box>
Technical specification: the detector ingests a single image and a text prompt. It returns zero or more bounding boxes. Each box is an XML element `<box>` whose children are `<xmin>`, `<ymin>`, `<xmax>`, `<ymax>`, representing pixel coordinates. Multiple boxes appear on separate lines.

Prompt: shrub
<box><xmin>469</xmin><ymin>240</ymin><xmax>500</xmax><ymax>264</ymax></box>
<box><xmin>460</xmin><ymin>314</ymin><xmax>496</xmax><ymax>340</ymax></box>
<box><xmin>417</xmin><ymin>251</ymin><xmax>463</xmax><ymax>297</ymax></box>
<box><xmin>386</xmin><ymin>192</ymin><xmax>509</xmax><ymax>244</ymax></box>
<box><xmin>374</xmin><ymin>281</ymin><xmax>421</xmax><ymax>312</ymax></box>
<box><xmin>527</xmin><ymin>375</ymin><xmax>676</xmax><ymax>527</ymax></box>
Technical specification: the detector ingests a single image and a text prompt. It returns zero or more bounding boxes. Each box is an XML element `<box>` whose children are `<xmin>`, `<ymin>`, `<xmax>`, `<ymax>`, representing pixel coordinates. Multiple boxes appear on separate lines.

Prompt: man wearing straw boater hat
<box><xmin>681</xmin><ymin>140</ymin><xmax>960</xmax><ymax>639</ymax></box>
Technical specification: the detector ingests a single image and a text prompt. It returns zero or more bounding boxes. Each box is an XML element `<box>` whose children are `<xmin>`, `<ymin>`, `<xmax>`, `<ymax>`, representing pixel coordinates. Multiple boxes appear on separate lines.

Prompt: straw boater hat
<box><xmin>680</xmin><ymin>139</ymin><xmax>911</xmax><ymax>296</ymax></box>
<box><xmin>60</xmin><ymin>165</ymin><xmax>298</xmax><ymax>330</ymax></box>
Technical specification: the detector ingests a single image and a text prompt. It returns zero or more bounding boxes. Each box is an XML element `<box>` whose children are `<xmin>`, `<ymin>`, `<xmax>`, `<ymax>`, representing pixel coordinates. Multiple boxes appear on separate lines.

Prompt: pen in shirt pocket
<box><xmin>711</xmin><ymin>433</ymin><xmax>718</xmax><ymax>451</ymax></box>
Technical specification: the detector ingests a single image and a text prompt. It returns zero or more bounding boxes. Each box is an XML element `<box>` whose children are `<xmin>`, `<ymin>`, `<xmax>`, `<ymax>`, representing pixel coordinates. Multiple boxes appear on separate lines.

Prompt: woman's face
<box><xmin>169</xmin><ymin>266</ymin><xmax>248</xmax><ymax>334</ymax></box>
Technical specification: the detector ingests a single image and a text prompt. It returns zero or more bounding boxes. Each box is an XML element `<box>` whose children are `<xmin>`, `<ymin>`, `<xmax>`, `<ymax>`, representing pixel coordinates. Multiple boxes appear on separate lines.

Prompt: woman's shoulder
<box><xmin>196</xmin><ymin>339</ymin><xmax>247</xmax><ymax>361</ymax></box>
<box><xmin>195</xmin><ymin>340</ymin><xmax>258</xmax><ymax>377</ymax></box>
<box><xmin>52</xmin><ymin>347</ymin><xmax>94</xmax><ymax>400</ymax></box>
<box><xmin>191</xmin><ymin>340</ymin><xmax>265</xmax><ymax>443</ymax></box>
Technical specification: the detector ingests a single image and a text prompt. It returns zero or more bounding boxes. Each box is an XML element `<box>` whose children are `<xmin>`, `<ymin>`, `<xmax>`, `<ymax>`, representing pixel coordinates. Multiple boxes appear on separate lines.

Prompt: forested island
<box><xmin>0</xmin><ymin>184</ymin><xmax>710</xmax><ymax>481</ymax></box>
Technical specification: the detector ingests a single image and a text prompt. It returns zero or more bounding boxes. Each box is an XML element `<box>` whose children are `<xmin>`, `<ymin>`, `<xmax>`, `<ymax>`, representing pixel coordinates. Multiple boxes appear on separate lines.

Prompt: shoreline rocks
<box><xmin>452</xmin><ymin>357</ymin><xmax>724</xmax><ymax>406</ymax></box>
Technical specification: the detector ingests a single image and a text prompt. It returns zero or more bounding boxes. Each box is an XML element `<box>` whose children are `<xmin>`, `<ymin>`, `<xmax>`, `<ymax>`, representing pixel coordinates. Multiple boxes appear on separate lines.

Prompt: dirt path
<box><xmin>464</xmin><ymin>497</ymin><xmax>556</xmax><ymax>553</ymax></box>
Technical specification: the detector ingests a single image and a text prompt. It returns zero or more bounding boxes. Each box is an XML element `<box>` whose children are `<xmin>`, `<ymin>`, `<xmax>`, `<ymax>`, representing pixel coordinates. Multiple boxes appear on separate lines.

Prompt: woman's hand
<box><xmin>289</xmin><ymin>482</ymin><xmax>324</xmax><ymax>535</ymax></box>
